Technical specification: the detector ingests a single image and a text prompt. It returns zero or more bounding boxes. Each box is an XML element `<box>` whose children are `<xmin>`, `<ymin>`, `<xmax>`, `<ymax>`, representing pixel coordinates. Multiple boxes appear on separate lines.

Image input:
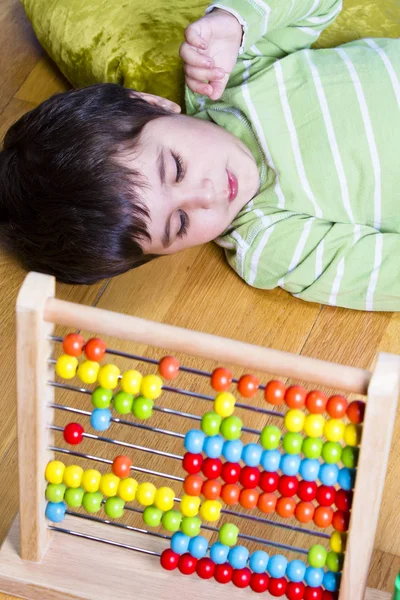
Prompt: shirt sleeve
<box><xmin>222</xmin><ymin>211</ymin><xmax>400</xmax><ymax>312</ymax></box>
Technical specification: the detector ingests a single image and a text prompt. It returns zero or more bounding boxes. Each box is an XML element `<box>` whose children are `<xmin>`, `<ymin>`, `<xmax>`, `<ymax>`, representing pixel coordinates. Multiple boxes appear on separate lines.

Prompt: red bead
<box><xmin>196</xmin><ymin>557</ymin><xmax>215</xmax><ymax>580</ymax></box>
<box><xmin>287</xmin><ymin>582</ymin><xmax>306</xmax><ymax>600</ymax></box>
<box><xmin>237</xmin><ymin>374</ymin><xmax>260</xmax><ymax>398</ymax></box>
<box><xmin>276</xmin><ymin>497</ymin><xmax>296</xmax><ymax>518</ymax></box>
<box><xmin>260</xmin><ymin>471</ymin><xmax>279</xmax><ymax>493</ymax></box>
<box><xmin>268</xmin><ymin>577</ymin><xmax>287</xmax><ymax>597</ymax></box>
<box><xmin>183</xmin><ymin>453</ymin><xmax>203</xmax><ymax>474</ymax></box>
<box><xmin>278</xmin><ymin>475</ymin><xmax>298</xmax><ymax>497</ymax></box>
<box><xmin>63</xmin><ymin>423</ymin><xmax>84</xmax><ymax>445</ymax></box>
<box><xmin>184</xmin><ymin>474</ymin><xmax>204</xmax><ymax>496</ymax></box>
<box><xmin>304</xmin><ymin>588</ymin><xmax>323</xmax><ymax>600</ymax></box>
<box><xmin>239</xmin><ymin>466</ymin><xmax>260</xmax><ymax>489</ymax></box>
<box><xmin>221</xmin><ymin>462</ymin><xmax>241</xmax><ymax>484</ymax></box>
<box><xmin>211</xmin><ymin>368</ymin><xmax>232</xmax><ymax>392</ymax></box>
<box><xmin>62</xmin><ymin>333</ymin><xmax>85</xmax><ymax>357</ymax></box>
<box><xmin>297</xmin><ymin>481</ymin><xmax>317</xmax><ymax>502</ymax></box>
<box><xmin>326</xmin><ymin>395</ymin><xmax>348</xmax><ymax>419</ymax></box>
<box><xmin>305</xmin><ymin>390</ymin><xmax>328</xmax><ymax>415</ymax></box>
<box><xmin>250</xmin><ymin>573</ymin><xmax>270</xmax><ymax>593</ymax></box>
<box><xmin>232</xmin><ymin>568</ymin><xmax>251</xmax><ymax>589</ymax></box>
<box><xmin>202</xmin><ymin>458</ymin><xmax>222</xmax><ymax>480</ymax></box>
<box><xmin>347</xmin><ymin>400</ymin><xmax>365</xmax><ymax>424</ymax></box>
<box><xmin>335</xmin><ymin>489</ymin><xmax>353</xmax><ymax>512</ymax></box>
<box><xmin>239</xmin><ymin>488</ymin><xmax>259</xmax><ymax>509</ymax></box>
<box><xmin>316</xmin><ymin>485</ymin><xmax>336</xmax><ymax>507</ymax></box>
<box><xmin>178</xmin><ymin>553</ymin><xmax>197</xmax><ymax>575</ymax></box>
<box><xmin>202</xmin><ymin>479</ymin><xmax>222</xmax><ymax>500</ymax></box>
<box><xmin>322</xmin><ymin>593</ymin><xmax>338</xmax><ymax>600</ymax></box>
<box><xmin>313</xmin><ymin>506</ymin><xmax>333</xmax><ymax>528</ymax></box>
<box><xmin>285</xmin><ymin>386</ymin><xmax>307</xmax><ymax>409</ymax></box>
<box><xmin>295</xmin><ymin>501</ymin><xmax>315</xmax><ymax>524</ymax></box>
<box><xmin>214</xmin><ymin>563</ymin><xmax>233</xmax><ymax>584</ymax></box>
<box><xmin>112</xmin><ymin>455</ymin><xmax>133</xmax><ymax>478</ymax></box>
<box><xmin>332</xmin><ymin>509</ymin><xmax>350</xmax><ymax>532</ymax></box>
<box><xmin>84</xmin><ymin>338</ymin><xmax>106</xmax><ymax>361</ymax></box>
<box><xmin>158</xmin><ymin>356</ymin><xmax>180</xmax><ymax>380</ymax></box>
<box><xmin>221</xmin><ymin>483</ymin><xmax>241</xmax><ymax>505</ymax></box>
<box><xmin>160</xmin><ymin>549</ymin><xmax>179</xmax><ymax>571</ymax></box>
<box><xmin>258</xmin><ymin>492</ymin><xmax>278</xmax><ymax>514</ymax></box>
<box><xmin>265</xmin><ymin>380</ymin><xmax>286</xmax><ymax>405</ymax></box>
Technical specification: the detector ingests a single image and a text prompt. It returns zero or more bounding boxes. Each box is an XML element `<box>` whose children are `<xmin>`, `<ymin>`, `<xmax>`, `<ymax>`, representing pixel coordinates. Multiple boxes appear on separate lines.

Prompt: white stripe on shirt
<box><xmin>328</xmin><ymin>224</ymin><xmax>361</xmax><ymax>305</ymax></box>
<box><xmin>365</xmin><ymin>39</ymin><xmax>400</xmax><ymax>110</ymax></box>
<box><xmin>248</xmin><ymin>225</ymin><xmax>275</xmax><ymax>285</ymax></box>
<box><xmin>366</xmin><ymin>234</ymin><xmax>383</xmax><ymax>311</ymax></box>
<box><xmin>279</xmin><ymin>218</ymin><xmax>315</xmax><ymax>287</ymax></box>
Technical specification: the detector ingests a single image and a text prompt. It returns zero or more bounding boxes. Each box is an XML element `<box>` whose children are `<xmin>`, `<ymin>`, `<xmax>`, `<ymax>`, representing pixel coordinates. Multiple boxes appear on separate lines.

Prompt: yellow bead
<box><xmin>324</xmin><ymin>418</ymin><xmax>345</xmax><ymax>442</ymax></box>
<box><xmin>284</xmin><ymin>409</ymin><xmax>305</xmax><ymax>433</ymax></box>
<box><xmin>136</xmin><ymin>482</ymin><xmax>157</xmax><ymax>506</ymax></box>
<box><xmin>118</xmin><ymin>478</ymin><xmax>138</xmax><ymax>502</ymax></box>
<box><xmin>304</xmin><ymin>414</ymin><xmax>326</xmax><ymax>438</ymax></box>
<box><xmin>199</xmin><ymin>499</ymin><xmax>222</xmax><ymax>522</ymax></box>
<box><xmin>99</xmin><ymin>473</ymin><xmax>120</xmax><ymax>497</ymax></box>
<box><xmin>344</xmin><ymin>423</ymin><xmax>362</xmax><ymax>446</ymax></box>
<box><xmin>154</xmin><ymin>486</ymin><xmax>175</xmax><ymax>512</ymax></box>
<box><xmin>63</xmin><ymin>465</ymin><xmax>83</xmax><ymax>488</ymax></box>
<box><xmin>45</xmin><ymin>460</ymin><xmax>65</xmax><ymax>484</ymax></box>
<box><xmin>98</xmin><ymin>364</ymin><xmax>121</xmax><ymax>389</ymax></box>
<box><xmin>180</xmin><ymin>495</ymin><xmax>201</xmax><ymax>517</ymax></box>
<box><xmin>214</xmin><ymin>392</ymin><xmax>236</xmax><ymax>418</ymax></box>
<box><xmin>140</xmin><ymin>375</ymin><xmax>163</xmax><ymax>400</ymax></box>
<box><xmin>77</xmin><ymin>360</ymin><xmax>100</xmax><ymax>384</ymax></box>
<box><xmin>81</xmin><ymin>469</ymin><xmax>101</xmax><ymax>493</ymax></box>
<box><xmin>121</xmin><ymin>369</ymin><xmax>142</xmax><ymax>394</ymax></box>
<box><xmin>56</xmin><ymin>355</ymin><xmax>78</xmax><ymax>380</ymax></box>
<box><xmin>330</xmin><ymin>531</ymin><xmax>347</xmax><ymax>553</ymax></box>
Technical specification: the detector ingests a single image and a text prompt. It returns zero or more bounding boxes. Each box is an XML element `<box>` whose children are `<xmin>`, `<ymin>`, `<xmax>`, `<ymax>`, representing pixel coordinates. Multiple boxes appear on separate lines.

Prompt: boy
<box><xmin>1</xmin><ymin>0</ymin><xmax>400</xmax><ymax>311</ymax></box>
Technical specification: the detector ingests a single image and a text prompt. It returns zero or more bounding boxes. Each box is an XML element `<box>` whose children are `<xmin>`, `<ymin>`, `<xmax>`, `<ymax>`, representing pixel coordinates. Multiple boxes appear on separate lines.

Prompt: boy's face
<box><xmin>123</xmin><ymin>114</ymin><xmax>260</xmax><ymax>255</ymax></box>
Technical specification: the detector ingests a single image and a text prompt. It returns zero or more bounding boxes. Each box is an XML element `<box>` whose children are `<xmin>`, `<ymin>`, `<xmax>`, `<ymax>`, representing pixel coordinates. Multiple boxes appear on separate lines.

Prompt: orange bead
<box><xmin>63</xmin><ymin>333</ymin><xmax>85</xmax><ymax>357</ymax></box>
<box><xmin>347</xmin><ymin>400</ymin><xmax>365</xmax><ymax>424</ymax></box>
<box><xmin>211</xmin><ymin>368</ymin><xmax>232</xmax><ymax>392</ymax></box>
<box><xmin>295</xmin><ymin>501</ymin><xmax>315</xmax><ymax>524</ymax></box>
<box><xmin>305</xmin><ymin>390</ymin><xmax>328</xmax><ymax>414</ymax></box>
<box><xmin>240</xmin><ymin>488</ymin><xmax>259</xmax><ymax>510</ymax></box>
<box><xmin>221</xmin><ymin>484</ymin><xmax>241</xmax><ymax>506</ymax></box>
<box><xmin>285</xmin><ymin>385</ymin><xmax>307</xmax><ymax>409</ymax></box>
<box><xmin>258</xmin><ymin>493</ymin><xmax>277</xmax><ymax>514</ymax></box>
<box><xmin>264</xmin><ymin>380</ymin><xmax>286</xmax><ymax>405</ymax></box>
<box><xmin>158</xmin><ymin>356</ymin><xmax>180</xmax><ymax>380</ymax></box>
<box><xmin>326</xmin><ymin>395</ymin><xmax>348</xmax><ymax>419</ymax></box>
<box><xmin>112</xmin><ymin>455</ymin><xmax>132</xmax><ymax>479</ymax></box>
<box><xmin>184</xmin><ymin>474</ymin><xmax>204</xmax><ymax>497</ymax></box>
<box><xmin>202</xmin><ymin>479</ymin><xmax>222</xmax><ymax>500</ymax></box>
<box><xmin>313</xmin><ymin>506</ymin><xmax>333</xmax><ymax>528</ymax></box>
<box><xmin>276</xmin><ymin>497</ymin><xmax>296</xmax><ymax>518</ymax></box>
<box><xmin>237</xmin><ymin>374</ymin><xmax>260</xmax><ymax>398</ymax></box>
<box><xmin>84</xmin><ymin>338</ymin><xmax>106</xmax><ymax>361</ymax></box>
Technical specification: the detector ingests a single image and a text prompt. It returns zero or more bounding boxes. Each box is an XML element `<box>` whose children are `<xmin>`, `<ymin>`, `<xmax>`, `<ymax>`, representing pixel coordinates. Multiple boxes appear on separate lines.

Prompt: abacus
<box><xmin>0</xmin><ymin>272</ymin><xmax>398</xmax><ymax>600</ymax></box>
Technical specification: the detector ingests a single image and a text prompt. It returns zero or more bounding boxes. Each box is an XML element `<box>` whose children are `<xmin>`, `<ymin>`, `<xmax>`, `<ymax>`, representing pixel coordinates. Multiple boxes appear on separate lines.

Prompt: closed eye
<box><xmin>172</xmin><ymin>150</ymin><xmax>185</xmax><ymax>183</ymax></box>
<box><xmin>177</xmin><ymin>210</ymin><xmax>189</xmax><ymax>238</ymax></box>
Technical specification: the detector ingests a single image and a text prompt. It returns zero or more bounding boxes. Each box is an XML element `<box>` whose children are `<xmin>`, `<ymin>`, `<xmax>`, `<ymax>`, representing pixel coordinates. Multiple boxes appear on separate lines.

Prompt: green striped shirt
<box><xmin>185</xmin><ymin>0</ymin><xmax>400</xmax><ymax>311</ymax></box>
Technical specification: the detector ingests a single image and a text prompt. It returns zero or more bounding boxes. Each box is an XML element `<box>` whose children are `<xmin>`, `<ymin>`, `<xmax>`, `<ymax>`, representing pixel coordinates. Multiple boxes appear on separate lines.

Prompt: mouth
<box><xmin>227</xmin><ymin>170</ymin><xmax>238</xmax><ymax>202</ymax></box>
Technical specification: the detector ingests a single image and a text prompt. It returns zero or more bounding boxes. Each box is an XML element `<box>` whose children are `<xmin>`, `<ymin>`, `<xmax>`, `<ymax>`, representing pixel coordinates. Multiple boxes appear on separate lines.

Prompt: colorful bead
<box><xmin>63</xmin><ymin>333</ymin><xmax>85</xmax><ymax>357</ymax></box>
<box><xmin>295</xmin><ymin>502</ymin><xmax>315</xmax><ymax>523</ymax></box>
<box><xmin>221</xmin><ymin>462</ymin><xmax>241</xmax><ymax>484</ymax></box>
<box><xmin>228</xmin><ymin>545</ymin><xmax>249</xmax><ymax>569</ymax></box>
<box><xmin>250</xmin><ymin>573</ymin><xmax>270</xmax><ymax>593</ymax></box>
<box><xmin>278</xmin><ymin>475</ymin><xmax>298</xmax><ymax>497</ymax></box>
<box><xmin>305</xmin><ymin>567</ymin><xmax>324</xmax><ymax>587</ymax></box>
<box><xmin>276</xmin><ymin>497</ymin><xmax>296</xmax><ymax>518</ymax></box>
<box><xmin>160</xmin><ymin>548</ymin><xmax>179</xmax><ymax>571</ymax></box>
<box><xmin>297</xmin><ymin>481</ymin><xmax>317</xmax><ymax>502</ymax></box>
<box><xmin>105</xmin><ymin>496</ymin><xmax>125</xmax><ymax>519</ymax></box>
<box><xmin>214</xmin><ymin>392</ymin><xmax>236</xmax><ymax>418</ymax></box>
<box><xmin>81</xmin><ymin>469</ymin><xmax>101</xmax><ymax>493</ymax></box>
<box><xmin>82</xmin><ymin>491</ymin><xmax>103</xmax><ymax>513</ymax></box>
<box><xmin>319</xmin><ymin>464</ymin><xmax>339</xmax><ymax>487</ymax></box>
<box><xmin>182</xmin><ymin>453</ymin><xmax>203</xmax><ymax>474</ymax></box>
<box><xmin>282</xmin><ymin>432</ymin><xmax>303</xmax><ymax>455</ymax></box>
<box><xmin>45</xmin><ymin>501</ymin><xmax>66</xmax><ymax>523</ymax></box>
<box><xmin>323</xmin><ymin>571</ymin><xmax>341</xmax><ymax>592</ymax></box>
<box><xmin>313</xmin><ymin>506</ymin><xmax>333</xmax><ymax>528</ymax></box>
<box><xmin>335</xmin><ymin>489</ymin><xmax>353</xmax><ymax>512</ymax></box>
<box><xmin>304</xmin><ymin>587</ymin><xmax>323</xmax><ymax>600</ymax></box>
<box><xmin>118</xmin><ymin>477</ymin><xmax>138</xmax><ymax>502</ymax></box>
<box><xmin>90</xmin><ymin>408</ymin><xmax>112</xmax><ymax>431</ymax></box>
<box><xmin>239</xmin><ymin>466</ymin><xmax>260</xmax><ymax>489</ymax></box>
<box><xmin>258</xmin><ymin>493</ymin><xmax>278</xmax><ymax>514</ymax></box>
<box><xmin>305</xmin><ymin>390</ymin><xmax>328</xmax><ymax>414</ymax></box>
<box><xmin>184</xmin><ymin>430</ymin><xmax>206</xmax><ymax>454</ymax></box>
<box><xmin>316</xmin><ymin>486</ymin><xmax>336</xmax><ymax>507</ymax></box>
<box><xmin>184</xmin><ymin>474</ymin><xmax>203</xmax><ymax>496</ymax></box>
<box><xmin>326</xmin><ymin>551</ymin><xmax>344</xmax><ymax>573</ymax></box>
<box><xmin>222</xmin><ymin>439</ymin><xmax>243</xmax><ymax>462</ymax></box>
<box><xmin>221</xmin><ymin>483</ymin><xmax>240</xmax><ymax>505</ymax></box>
<box><xmin>210</xmin><ymin>542</ymin><xmax>230</xmax><ymax>564</ymax></box>
<box><xmin>214</xmin><ymin>563</ymin><xmax>233</xmax><ymax>584</ymax></box>
<box><xmin>260</xmin><ymin>425</ymin><xmax>281</xmax><ymax>450</ymax></box>
<box><xmin>45</xmin><ymin>483</ymin><xmax>66</xmax><ymax>503</ymax></box>
<box><xmin>338</xmin><ymin>467</ymin><xmax>356</xmax><ymax>490</ymax></box>
<box><xmin>136</xmin><ymin>482</ymin><xmax>156</xmax><ymax>506</ymax></box>
<box><xmin>196</xmin><ymin>557</ymin><xmax>215</xmax><ymax>579</ymax></box>
<box><xmin>259</xmin><ymin>471</ymin><xmax>279</xmax><ymax>493</ymax></box>
<box><xmin>250</xmin><ymin>550</ymin><xmax>269</xmax><ymax>574</ymax></box>
<box><xmin>237</xmin><ymin>374</ymin><xmax>259</xmax><ymax>398</ymax></box>
<box><xmin>99</xmin><ymin>473</ymin><xmax>120</xmax><ymax>497</ymax></box>
<box><xmin>154</xmin><ymin>486</ymin><xmax>175</xmax><ymax>511</ymax></box>
<box><xmin>242</xmin><ymin>443</ymin><xmax>263</xmax><ymax>466</ymax></box>
<box><xmin>189</xmin><ymin>535</ymin><xmax>209</xmax><ymax>559</ymax></box>
<box><xmin>285</xmin><ymin>385</ymin><xmax>307</xmax><ymax>409</ymax></box>
<box><xmin>162</xmin><ymin>510</ymin><xmax>183</xmax><ymax>532</ymax></box>
<box><xmin>264</xmin><ymin>380</ymin><xmax>286</xmax><ymax>405</ymax></box>
<box><xmin>326</xmin><ymin>395</ymin><xmax>348</xmax><ymax>419</ymax></box>
<box><xmin>211</xmin><ymin>368</ymin><xmax>232</xmax><ymax>392</ymax></box>
<box><xmin>202</xmin><ymin>458</ymin><xmax>222</xmax><ymax>479</ymax></box>
<box><xmin>113</xmin><ymin>391</ymin><xmax>134</xmax><ymax>414</ymax></box>
<box><xmin>232</xmin><ymin>568</ymin><xmax>251</xmax><ymax>589</ymax></box>
<box><xmin>330</xmin><ymin>531</ymin><xmax>346</xmax><ymax>553</ymax></box>
<box><xmin>284</xmin><ymin>409</ymin><xmax>305</xmax><ymax>433</ymax></box>
<box><xmin>45</xmin><ymin>460</ymin><xmax>65</xmax><ymax>484</ymax></box>
<box><xmin>268</xmin><ymin>555</ymin><xmax>288</xmax><ymax>578</ymax></box>
<box><xmin>158</xmin><ymin>356</ymin><xmax>180</xmax><ymax>380</ymax></box>
<box><xmin>321</xmin><ymin>442</ymin><xmax>342</xmax><ymax>464</ymax></box>
<box><xmin>287</xmin><ymin>559</ymin><xmax>306</xmax><ymax>583</ymax></box>
<box><xmin>286</xmin><ymin>582</ymin><xmax>306</xmax><ymax>600</ymax></box>
<box><xmin>239</xmin><ymin>488</ymin><xmax>259</xmax><ymax>509</ymax></box>
<box><xmin>308</xmin><ymin>545</ymin><xmax>327</xmax><ymax>568</ymax></box>
<box><xmin>219</xmin><ymin>523</ymin><xmax>239</xmax><ymax>546</ymax></box>
<box><xmin>180</xmin><ymin>495</ymin><xmax>201</xmax><ymax>517</ymax></box>
<box><xmin>112</xmin><ymin>455</ymin><xmax>132</xmax><ymax>478</ymax></box>
<box><xmin>220</xmin><ymin>415</ymin><xmax>242</xmax><ymax>440</ymax></box>
<box><xmin>302</xmin><ymin>437</ymin><xmax>323</xmax><ymax>459</ymax></box>
<box><xmin>180</xmin><ymin>516</ymin><xmax>201</xmax><ymax>537</ymax></box>
<box><xmin>304</xmin><ymin>414</ymin><xmax>325</xmax><ymax>438</ymax></box>
<box><xmin>203</xmin><ymin>435</ymin><xmax>224</xmax><ymax>459</ymax></box>
<box><xmin>344</xmin><ymin>424</ymin><xmax>362</xmax><ymax>447</ymax></box>
<box><xmin>64</xmin><ymin>487</ymin><xmax>84</xmax><ymax>508</ymax></box>
<box><xmin>140</xmin><ymin>374</ymin><xmax>163</xmax><ymax>399</ymax></box>
<box><xmin>300</xmin><ymin>459</ymin><xmax>320</xmax><ymax>482</ymax></box>
<box><xmin>97</xmin><ymin>364</ymin><xmax>120</xmax><ymax>389</ymax></box>
<box><xmin>202</xmin><ymin>479</ymin><xmax>222</xmax><ymax>500</ymax></box>
<box><xmin>84</xmin><ymin>338</ymin><xmax>106</xmax><ymax>362</ymax></box>
<box><xmin>171</xmin><ymin>532</ymin><xmax>190</xmax><ymax>555</ymax></box>
<box><xmin>132</xmin><ymin>396</ymin><xmax>154</xmax><ymax>420</ymax></box>
<box><xmin>201</xmin><ymin>411</ymin><xmax>222</xmax><ymax>436</ymax></box>
<box><xmin>143</xmin><ymin>506</ymin><xmax>163</xmax><ymax>527</ymax></box>
<box><xmin>56</xmin><ymin>355</ymin><xmax>78</xmax><ymax>379</ymax></box>
<box><xmin>63</xmin><ymin>465</ymin><xmax>83</xmax><ymax>488</ymax></box>
<box><xmin>261</xmin><ymin>449</ymin><xmax>281</xmax><ymax>472</ymax></box>
<box><xmin>341</xmin><ymin>446</ymin><xmax>359</xmax><ymax>468</ymax></box>
<box><xmin>324</xmin><ymin>419</ymin><xmax>345</xmax><ymax>443</ymax></box>
<box><xmin>268</xmin><ymin>577</ymin><xmax>287</xmax><ymax>597</ymax></box>
<box><xmin>280</xmin><ymin>454</ymin><xmax>301</xmax><ymax>476</ymax></box>
<box><xmin>199</xmin><ymin>499</ymin><xmax>222</xmax><ymax>522</ymax></box>
<box><xmin>92</xmin><ymin>387</ymin><xmax>113</xmax><ymax>409</ymax></box>
<box><xmin>178</xmin><ymin>553</ymin><xmax>197</xmax><ymax>575</ymax></box>
<box><xmin>77</xmin><ymin>360</ymin><xmax>100</xmax><ymax>384</ymax></box>
<box><xmin>332</xmin><ymin>509</ymin><xmax>350</xmax><ymax>532</ymax></box>
<box><xmin>121</xmin><ymin>369</ymin><xmax>142</xmax><ymax>394</ymax></box>
<box><xmin>347</xmin><ymin>400</ymin><xmax>365</xmax><ymax>424</ymax></box>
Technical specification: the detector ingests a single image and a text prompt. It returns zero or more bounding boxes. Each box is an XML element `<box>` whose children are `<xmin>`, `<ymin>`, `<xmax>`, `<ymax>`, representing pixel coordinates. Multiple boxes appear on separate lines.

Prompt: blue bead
<box><xmin>260</xmin><ymin>449</ymin><xmax>281</xmax><ymax>472</ymax></box>
<box><xmin>222</xmin><ymin>440</ymin><xmax>243</xmax><ymax>463</ymax></box>
<box><xmin>280</xmin><ymin>454</ymin><xmax>301</xmax><ymax>476</ymax></box>
<box><xmin>299</xmin><ymin>458</ymin><xmax>320</xmax><ymax>482</ymax></box>
<box><xmin>210</xmin><ymin>542</ymin><xmax>230</xmax><ymax>564</ymax></box>
<box><xmin>45</xmin><ymin>501</ymin><xmax>66</xmax><ymax>523</ymax></box>
<box><xmin>242</xmin><ymin>443</ymin><xmax>263</xmax><ymax>467</ymax></box>
<box><xmin>90</xmin><ymin>408</ymin><xmax>112</xmax><ymax>432</ymax></box>
<box><xmin>203</xmin><ymin>435</ymin><xmax>224</xmax><ymax>459</ymax></box>
<box><xmin>286</xmin><ymin>559</ymin><xmax>306</xmax><ymax>583</ymax></box>
<box><xmin>171</xmin><ymin>532</ymin><xmax>190</xmax><ymax>555</ymax></box>
<box><xmin>304</xmin><ymin>566</ymin><xmax>324</xmax><ymax>587</ymax></box>
<box><xmin>319</xmin><ymin>463</ymin><xmax>339</xmax><ymax>486</ymax></box>
<box><xmin>188</xmin><ymin>535</ymin><xmax>209</xmax><ymax>559</ymax></box>
<box><xmin>338</xmin><ymin>467</ymin><xmax>356</xmax><ymax>491</ymax></box>
<box><xmin>323</xmin><ymin>570</ymin><xmax>341</xmax><ymax>592</ymax></box>
<box><xmin>228</xmin><ymin>545</ymin><xmax>249</xmax><ymax>569</ymax></box>
<box><xmin>268</xmin><ymin>554</ymin><xmax>288</xmax><ymax>579</ymax></box>
<box><xmin>249</xmin><ymin>550</ymin><xmax>269</xmax><ymax>574</ymax></box>
<box><xmin>184</xmin><ymin>430</ymin><xmax>206</xmax><ymax>454</ymax></box>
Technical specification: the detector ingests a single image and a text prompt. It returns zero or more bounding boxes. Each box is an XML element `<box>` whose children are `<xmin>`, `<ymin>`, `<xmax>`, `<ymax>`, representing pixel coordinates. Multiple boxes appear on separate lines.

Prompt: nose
<box><xmin>174</xmin><ymin>178</ymin><xmax>216</xmax><ymax>210</ymax></box>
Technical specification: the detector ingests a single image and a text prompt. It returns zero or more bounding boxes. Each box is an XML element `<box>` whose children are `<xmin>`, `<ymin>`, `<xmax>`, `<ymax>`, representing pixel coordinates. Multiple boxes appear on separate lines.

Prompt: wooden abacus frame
<box><xmin>0</xmin><ymin>271</ymin><xmax>397</xmax><ymax>600</ymax></box>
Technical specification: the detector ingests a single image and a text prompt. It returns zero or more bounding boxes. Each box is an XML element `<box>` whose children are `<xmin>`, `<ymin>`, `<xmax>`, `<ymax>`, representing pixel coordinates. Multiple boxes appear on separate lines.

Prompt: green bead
<box><xmin>308</xmin><ymin>544</ymin><xmax>328</xmax><ymax>568</ymax></box>
<box><xmin>162</xmin><ymin>510</ymin><xmax>182</xmax><ymax>532</ymax></box>
<box><xmin>322</xmin><ymin>441</ymin><xmax>342</xmax><ymax>464</ymax></box>
<box><xmin>282</xmin><ymin>432</ymin><xmax>303</xmax><ymax>455</ymax></box>
<box><xmin>113</xmin><ymin>391</ymin><xmax>134</xmax><ymax>414</ymax></box>
<box><xmin>64</xmin><ymin>487</ymin><xmax>84</xmax><ymax>508</ymax></box>
<box><xmin>105</xmin><ymin>496</ymin><xmax>125</xmax><ymax>519</ymax></box>
<box><xmin>143</xmin><ymin>506</ymin><xmax>163</xmax><ymax>527</ymax></box>
<box><xmin>132</xmin><ymin>396</ymin><xmax>154</xmax><ymax>420</ymax></box>
<box><xmin>260</xmin><ymin>425</ymin><xmax>281</xmax><ymax>450</ymax></box>
<box><xmin>45</xmin><ymin>483</ymin><xmax>66</xmax><ymax>503</ymax></box>
<box><xmin>342</xmin><ymin>446</ymin><xmax>359</xmax><ymax>468</ymax></box>
<box><xmin>326</xmin><ymin>551</ymin><xmax>344</xmax><ymax>572</ymax></box>
<box><xmin>82</xmin><ymin>491</ymin><xmax>103</xmax><ymax>513</ymax></box>
<box><xmin>302</xmin><ymin>437</ymin><xmax>323</xmax><ymax>459</ymax></box>
<box><xmin>181</xmin><ymin>516</ymin><xmax>202</xmax><ymax>537</ymax></box>
<box><xmin>92</xmin><ymin>387</ymin><xmax>113</xmax><ymax>409</ymax></box>
<box><xmin>219</xmin><ymin>523</ymin><xmax>239</xmax><ymax>547</ymax></box>
<box><xmin>220</xmin><ymin>415</ymin><xmax>243</xmax><ymax>441</ymax></box>
<box><xmin>201</xmin><ymin>411</ymin><xmax>222</xmax><ymax>436</ymax></box>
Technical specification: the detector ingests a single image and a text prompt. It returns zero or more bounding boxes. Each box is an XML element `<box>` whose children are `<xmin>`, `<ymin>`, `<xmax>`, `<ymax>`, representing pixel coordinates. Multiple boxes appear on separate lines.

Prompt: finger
<box><xmin>185</xmin><ymin>76</ymin><xmax>213</xmax><ymax>97</ymax></box>
<box><xmin>184</xmin><ymin>64</ymin><xmax>225</xmax><ymax>83</ymax></box>
<box><xmin>179</xmin><ymin>42</ymin><xmax>214</xmax><ymax>67</ymax></box>
<box><xmin>184</xmin><ymin>23</ymin><xmax>208</xmax><ymax>50</ymax></box>
<box><xmin>208</xmin><ymin>80</ymin><xmax>227</xmax><ymax>101</ymax></box>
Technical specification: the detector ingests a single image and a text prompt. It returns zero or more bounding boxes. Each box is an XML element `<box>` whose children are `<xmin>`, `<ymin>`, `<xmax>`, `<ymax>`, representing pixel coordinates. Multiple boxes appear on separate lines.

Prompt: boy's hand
<box><xmin>180</xmin><ymin>9</ymin><xmax>243</xmax><ymax>101</ymax></box>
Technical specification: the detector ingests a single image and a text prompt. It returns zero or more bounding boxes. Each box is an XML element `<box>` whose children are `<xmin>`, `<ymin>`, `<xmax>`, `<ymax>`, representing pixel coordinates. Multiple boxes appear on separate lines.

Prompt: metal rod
<box><xmin>67</xmin><ymin>510</ymin><xmax>171</xmax><ymax>541</ymax></box>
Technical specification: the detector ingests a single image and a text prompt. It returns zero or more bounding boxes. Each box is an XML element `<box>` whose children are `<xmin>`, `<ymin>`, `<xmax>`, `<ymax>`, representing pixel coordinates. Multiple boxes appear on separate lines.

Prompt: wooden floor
<box><xmin>1</xmin><ymin>0</ymin><xmax>400</xmax><ymax>597</ymax></box>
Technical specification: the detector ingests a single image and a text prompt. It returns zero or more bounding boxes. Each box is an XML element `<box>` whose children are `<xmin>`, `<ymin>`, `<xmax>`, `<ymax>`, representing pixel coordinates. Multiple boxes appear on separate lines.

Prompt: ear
<box><xmin>130</xmin><ymin>90</ymin><xmax>181</xmax><ymax>113</ymax></box>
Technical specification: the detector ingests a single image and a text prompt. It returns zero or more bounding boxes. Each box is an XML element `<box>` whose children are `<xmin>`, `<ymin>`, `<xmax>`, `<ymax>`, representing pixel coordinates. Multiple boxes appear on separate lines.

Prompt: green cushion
<box><xmin>21</xmin><ymin>0</ymin><xmax>400</xmax><ymax>107</ymax></box>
